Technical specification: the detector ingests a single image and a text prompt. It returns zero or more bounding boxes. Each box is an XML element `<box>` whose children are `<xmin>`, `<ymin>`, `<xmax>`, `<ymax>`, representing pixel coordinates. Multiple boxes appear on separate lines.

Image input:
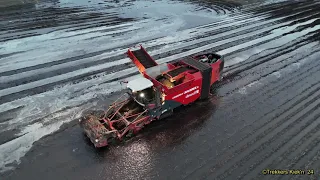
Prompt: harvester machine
<box><xmin>79</xmin><ymin>45</ymin><xmax>224</xmax><ymax>148</ymax></box>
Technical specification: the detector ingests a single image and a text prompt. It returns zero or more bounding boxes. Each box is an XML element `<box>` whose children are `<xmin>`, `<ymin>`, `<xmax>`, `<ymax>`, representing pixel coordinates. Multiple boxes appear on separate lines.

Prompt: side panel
<box><xmin>147</xmin><ymin>99</ymin><xmax>182</xmax><ymax>120</ymax></box>
<box><xmin>159</xmin><ymin>99</ymin><xmax>181</xmax><ymax>118</ymax></box>
<box><xmin>181</xmin><ymin>56</ymin><xmax>212</xmax><ymax>100</ymax></box>
<box><xmin>210</xmin><ymin>58</ymin><xmax>224</xmax><ymax>84</ymax></box>
<box><xmin>148</xmin><ymin>99</ymin><xmax>183</xmax><ymax>120</ymax></box>
<box><xmin>210</xmin><ymin>61</ymin><xmax>220</xmax><ymax>85</ymax></box>
<box><xmin>164</xmin><ymin>72</ymin><xmax>203</xmax><ymax>105</ymax></box>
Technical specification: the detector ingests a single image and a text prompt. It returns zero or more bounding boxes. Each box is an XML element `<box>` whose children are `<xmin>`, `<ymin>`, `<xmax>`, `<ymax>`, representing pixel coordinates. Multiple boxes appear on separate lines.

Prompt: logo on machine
<box><xmin>172</xmin><ymin>86</ymin><xmax>200</xmax><ymax>99</ymax></box>
<box><xmin>186</xmin><ymin>89</ymin><xmax>200</xmax><ymax>98</ymax></box>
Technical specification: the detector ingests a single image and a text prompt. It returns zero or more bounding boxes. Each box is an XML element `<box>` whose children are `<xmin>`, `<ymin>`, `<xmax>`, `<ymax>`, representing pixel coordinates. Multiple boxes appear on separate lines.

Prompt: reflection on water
<box><xmin>111</xmin><ymin>141</ymin><xmax>153</xmax><ymax>180</ymax></box>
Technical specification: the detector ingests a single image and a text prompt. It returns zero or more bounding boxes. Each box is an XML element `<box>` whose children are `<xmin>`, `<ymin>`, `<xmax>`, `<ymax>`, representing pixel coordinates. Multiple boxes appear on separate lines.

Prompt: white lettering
<box><xmin>172</xmin><ymin>86</ymin><xmax>200</xmax><ymax>99</ymax></box>
<box><xmin>184</xmin><ymin>86</ymin><xmax>199</xmax><ymax>94</ymax></box>
<box><xmin>186</xmin><ymin>89</ymin><xmax>200</xmax><ymax>98</ymax></box>
<box><xmin>172</xmin><ymin>93</ymin><xmax>183</xmax><ymax>99</ymax></box>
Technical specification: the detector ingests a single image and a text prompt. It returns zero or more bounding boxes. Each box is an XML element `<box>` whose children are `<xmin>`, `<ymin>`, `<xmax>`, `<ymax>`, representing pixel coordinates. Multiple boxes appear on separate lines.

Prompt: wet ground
<box><xmin>1</xmin><ymin>0</ymin><xmax>320</xmax><ymax>179</ymax></box>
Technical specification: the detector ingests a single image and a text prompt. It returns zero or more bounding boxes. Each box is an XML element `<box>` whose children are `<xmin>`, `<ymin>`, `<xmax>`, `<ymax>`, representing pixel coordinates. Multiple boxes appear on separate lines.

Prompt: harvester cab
<box><xmin>126</xmin><ymin>77</ymin><xmax>160</xmax><ymax>108</ymax></box>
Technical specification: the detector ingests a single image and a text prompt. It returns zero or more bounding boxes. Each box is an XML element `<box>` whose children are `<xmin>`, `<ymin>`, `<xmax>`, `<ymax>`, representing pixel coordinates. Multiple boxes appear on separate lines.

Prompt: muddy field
<box><xmin>1</xmin><ymin>0</ymin><xmax>320</xmax><ymax>179</ymax></box>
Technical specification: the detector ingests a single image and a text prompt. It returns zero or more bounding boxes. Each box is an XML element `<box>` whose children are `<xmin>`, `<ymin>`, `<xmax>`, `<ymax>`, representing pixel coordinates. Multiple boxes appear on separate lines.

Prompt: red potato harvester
<box><xmin>79</xmin><ymin>45</ymin><xmax>224</xmax><ymax>148</ymax></box>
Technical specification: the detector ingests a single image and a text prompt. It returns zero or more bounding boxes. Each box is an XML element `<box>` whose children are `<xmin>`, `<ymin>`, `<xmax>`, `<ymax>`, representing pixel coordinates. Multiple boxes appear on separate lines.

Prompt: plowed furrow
<box><xmin>0</xmin><ymin>16</ymin><xmax>118</xmax><ymax>36</ymax></box>
<box><xmin>289</xmin><ymin>151</ymin><xmax>320</xmax><ymax>180</ymax></box>
<box><xmin>221</xmin><ymin>38</ymin><xmax>320</xmax><ymax>96</ymax></box>
<box><xmin>269</xmin><ymin>139</ymin><xmax>320</xmax><ymax>180</ymax></box>
<box><xmin>203</xmin><ymin>95</ymin><xmax>320</xmax><ymax>180</ymax></box>
<box><xmin>0</xmin><ymin>14</ymin><xmax>116</xmax><ymax>33</ymax></box>
<box><xmin>2</xmin><ymin>1</ymin><xmax>316</xmax><ymax>73</ymax></box>
<box><xmin>223</xmin><ymin>31</ymin><xmax>320</xmax><ymax>75</ymax></box>
<box><xmin>3</xmin><ymin>15</ymin><xmax>314</xmax><ymax>100</ymax></box>
<box><xmin>216</xmin><ymin>48</ymin><xmax>320</xmax><ymax>130</ymax></box>
<box><xmin>1</xmin><ymin>12</ymin><xmax>106</xmax><ymax>31</ymax></box>
<box><xmin>220</xmin><ymin>48</ymin><xmax>320</xmax><ymax>120</ymax></box>
<box><xmin>0</xmin><ymin>17</ymin><xmax>123</xmax><ymax>41</ymax></box>
<box><xmin>0</xmin><ymin>7</ymin><xmax>84</xmax><ymax>20</ymax></box>
<box><xmin>2</xmin><ymin>13</ymin><xmax>254</xmax><ymax>71</ymax></box>
<box><xmin>0</xmin><ymin>61</ymin><xmax>132</xmax><ymax>104</ymax></box>
<box><xmin>153</xmin><ymin>9</ymin><xmax>320</xmax><ymax>60</ymax></box>
<box><xmin>232</xmin><ymin>115</ymin><xmax>320</xmax><ymax>180</ymax></box>
<box><xmin>214</xmin><ymin>45</ymin><xmax>320</xmax><ymax>125</ymax></box>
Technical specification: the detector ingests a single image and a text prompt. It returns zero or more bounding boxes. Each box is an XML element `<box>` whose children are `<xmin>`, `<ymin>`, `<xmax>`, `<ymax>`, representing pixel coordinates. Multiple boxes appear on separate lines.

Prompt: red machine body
<box><xmin>79</xmin><ymin>45</ymin><xmax>224</xmax><ymax>148</ymax></box>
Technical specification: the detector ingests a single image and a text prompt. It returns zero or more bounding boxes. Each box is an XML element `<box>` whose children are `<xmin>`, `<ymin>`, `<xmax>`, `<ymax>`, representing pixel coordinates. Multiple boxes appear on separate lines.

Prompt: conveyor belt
<box><xmin>132</xmin><ymin>49</ymin><xmax>157</xmax><ymax>68</ymax></box>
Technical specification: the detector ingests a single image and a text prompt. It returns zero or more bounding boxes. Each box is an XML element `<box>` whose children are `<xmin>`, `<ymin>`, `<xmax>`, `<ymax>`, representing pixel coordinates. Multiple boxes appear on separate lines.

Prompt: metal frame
<box><xmin>96</xmin><ymin>93</ymin><xmax>151</xmax><ymax>140</ymax></box>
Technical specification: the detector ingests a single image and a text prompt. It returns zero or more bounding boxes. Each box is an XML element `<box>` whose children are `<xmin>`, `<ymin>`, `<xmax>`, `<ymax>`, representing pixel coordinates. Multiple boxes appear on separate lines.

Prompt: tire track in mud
<box><xmin>252</xmin><ymin>127</ymin><xmax>320</xmax><ymax>180</ymax></box>
<box><xmin>151</xmin><ymin>3</ymin><xmax>320</xmax><ymax>60</ymax></box>
<box><xmin>0</xmin><ymin>16</ymin><xmax>133</xmax><ymax>42</ymax></box>
<box><xmin>220</xmin><ymin>35</ymin><xmax>320</xmax><ymax>97</ymax></box>
<box><xmin>203</xmin><ymin>40</ymin><xmax>320</xmax><ymax>137</ymax></box>
<box><xmin>1</xmin><ymin>0</ymin><xmax>319</xmax><ymax>105</ymax></box>
<box><xmin>0</xmin><ymin>3</ymin><xmax>137</xmax><ymax>42</ymax></box>
<box><xmin>2</xmin><ymin>0</ymin><xmax>315</xmax><ymax>59</ymax></box>
<box><xmin>290</xmin><ymin>152</ymin><xmax>320</xmax><ymax>180</ymax></box>
<box><xmin>0</xmin><ymin>0</ymin><xmax>241</xmax><ymax>34</ymax></box>
<box><xmin>1</xmin><ymin>8</ymin><xmax>317</xmax><ymax>91</ymax></box>
<box><xmin>223</xmin><ymin>15</ymin><xmax>320</xmax><ymax>73</ymax></box>
<box><xmin>2</xmin><ymin>12</ymin><xmax>113</xmax><ymax>32</ymax></box>
<box><xmin>3</xmin><ymin>0</ymin><xmax>316</xmax><ymax>60</ymax></box>
<box><xmin>221</xmin><ymin>33</ymin><xmax>320</xmax><ymax>100</ymax></box>
<box><xmin>0</xmin><ymin>17</ymin><xmax>126</xmax><ymax>41</ymax></box>
<box><xmin>0</xmin><ymin>13</ymin><xmax>121</xmax><ymax>34</ymax></box>
<box><xmin>225</xmin><ymin>63</ymin><xmax>319</xmax><ymax>179</ymax></box>
<box><xmin>0</xmin><ymin>13</ymin><xmax>266</xmax><ymax>70</ymax></box>
<box><xmin>1</xmin><ymin>0</ymin><xmax>320</xmax><ymax>177</ymax></box>
<box><xmin>0</xmin><ymin>8</ymin><xmax>117</xmax><ymax>31</ymax></box>
<box><xmin>228</xmin><ymin>112</ymin><xmax>320</xmax><ymax>180</ymax></box>
<box><xmin>0</xmin><ymin>11</ymin><xmax>272</xmax><ymax>65</ymax></box>
<box><xmin>194</xmin><ymin>0</ymin><xmax>315</xmax><ymax>30</ymax></box>
<box><xmin>219</xmin><ymin>48</ymin><xmax>320</xmax><ymax>124</ymax></box>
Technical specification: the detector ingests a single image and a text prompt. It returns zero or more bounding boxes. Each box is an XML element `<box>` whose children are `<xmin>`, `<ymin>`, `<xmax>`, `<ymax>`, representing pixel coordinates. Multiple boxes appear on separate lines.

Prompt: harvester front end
<box><xmin>79</xmin><ymin>93</ymin><xmax>151</xmax><ymax>148</ymax></box>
